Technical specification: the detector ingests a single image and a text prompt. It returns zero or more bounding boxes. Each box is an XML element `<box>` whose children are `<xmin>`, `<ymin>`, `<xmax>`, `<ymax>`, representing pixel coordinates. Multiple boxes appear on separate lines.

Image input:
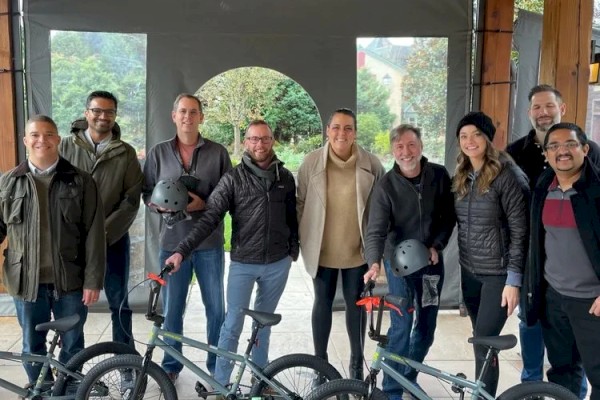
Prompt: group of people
<box><xmin>0</xmin><ymin>85</ymin><xmax>598</xmax><ymax>400</ymax></box>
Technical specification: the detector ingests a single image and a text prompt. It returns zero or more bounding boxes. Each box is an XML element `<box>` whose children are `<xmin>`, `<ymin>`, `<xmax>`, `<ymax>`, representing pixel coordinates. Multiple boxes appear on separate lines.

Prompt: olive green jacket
<box><xmin>60</xmin><ymin>119</ymin><xmax>143</xmax><ymax>245</ymax></box>
<box><xmin>0</xmin><ymin>158</ymin><xmax>106</xmax><ymax>301</ymax></box>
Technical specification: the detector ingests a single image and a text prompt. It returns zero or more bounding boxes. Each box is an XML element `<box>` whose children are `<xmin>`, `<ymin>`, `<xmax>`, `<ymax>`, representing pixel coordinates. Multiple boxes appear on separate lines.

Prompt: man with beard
<box><xmin>525</xmin><ymin>123</ymin><xmax>600</xmax><ymax>399</ymax></box>
<box><xmin>507</xmin><ymin>85</ymin><xmax>600</xmax><ymax>396</ymax></box>
<box><xmin>363</xmin><ymin>124</ymin><xmax>456</xmax><ymax>400</ymax></box>
<box><xmin>60</xmin><ymin>91</ymin><xmax>143</xmax><ymax>349</ymax></box>
<box><xmin>165</xmin><ymin>120</ymin><xmax>299</xmax><ymax>386</ymax></box>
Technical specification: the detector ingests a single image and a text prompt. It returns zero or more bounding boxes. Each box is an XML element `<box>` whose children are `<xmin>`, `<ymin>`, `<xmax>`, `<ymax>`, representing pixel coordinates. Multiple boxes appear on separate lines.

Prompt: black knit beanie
<box><xmin>456</xmin><ymin>111</ymin><xmax>496</xmax><ymax>142</ymax></box>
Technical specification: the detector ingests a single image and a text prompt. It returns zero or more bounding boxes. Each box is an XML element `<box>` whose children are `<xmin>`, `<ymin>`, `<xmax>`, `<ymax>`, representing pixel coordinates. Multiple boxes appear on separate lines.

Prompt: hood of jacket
<box><xmin>70</xmin><ymin>118</ymin><xmax>122</xmax><ymax>140</ymax></box>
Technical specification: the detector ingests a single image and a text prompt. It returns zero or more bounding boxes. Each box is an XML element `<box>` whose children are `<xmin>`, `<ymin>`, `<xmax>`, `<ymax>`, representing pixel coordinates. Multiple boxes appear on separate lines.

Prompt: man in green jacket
<box><xmin>0</xmin><ymin>115</ymin><xmax>106</xmax><ymax>383</ymax></box>
<box><xmin>59</xmin><ymin>91</ymin><xmax>143</xmax><ymax>348</ymax></box>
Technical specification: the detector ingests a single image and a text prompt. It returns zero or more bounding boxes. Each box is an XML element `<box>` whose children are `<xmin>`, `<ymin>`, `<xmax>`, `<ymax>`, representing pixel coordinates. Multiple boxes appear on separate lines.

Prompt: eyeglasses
<box><xmin>87</xmin><ymin>108</ymin><xmax>117</xmax><ymax>118</ymax></box>
<box><xmin>544</xmin><ymin>141</ymin><xmax>581</xmax><ymax>152</ymax></box>
<box><xmin>245</xmin><ymin>136</ymin><xmax>273</xmax><ymax>144</ymax></box>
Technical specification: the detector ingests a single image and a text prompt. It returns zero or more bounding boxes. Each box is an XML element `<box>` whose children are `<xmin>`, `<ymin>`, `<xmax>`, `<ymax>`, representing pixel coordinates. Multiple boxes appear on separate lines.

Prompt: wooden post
<box><xmin>540</xmin><ymin>0</ymin><xmax>593</xmax><ymax>126</ymax></box>
<box><xmin>0</xmin><ymin>0</ymin><xmax>17</xmax><ymax>292</ymax></box>
<box><xmin>478</xmin><ymin>0</ymin><xmax>514</xmax><ymax>149</ymax></box>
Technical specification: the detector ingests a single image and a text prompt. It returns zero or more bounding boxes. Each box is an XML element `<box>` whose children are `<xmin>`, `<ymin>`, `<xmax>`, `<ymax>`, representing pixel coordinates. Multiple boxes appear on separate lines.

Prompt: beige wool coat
<box><xmin>297</xmin><ymin>143</ymin><xmax>385</xmax><ymax>278</ymax></box>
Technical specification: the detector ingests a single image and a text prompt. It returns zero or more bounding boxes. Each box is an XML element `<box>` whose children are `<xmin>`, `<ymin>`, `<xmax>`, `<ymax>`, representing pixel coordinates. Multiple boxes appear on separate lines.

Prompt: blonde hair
<box><xmin>452</xmin><ymin>136</ymin><xmax>503</xmax><ymax>199</ymax></box>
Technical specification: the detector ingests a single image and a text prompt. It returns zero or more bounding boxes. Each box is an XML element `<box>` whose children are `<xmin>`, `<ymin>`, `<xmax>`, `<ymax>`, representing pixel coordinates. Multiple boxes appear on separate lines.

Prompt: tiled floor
<box><xmin>0</xmin><ymin>260</ymin><xmax>554</xmax><ymax>399</ymax></box>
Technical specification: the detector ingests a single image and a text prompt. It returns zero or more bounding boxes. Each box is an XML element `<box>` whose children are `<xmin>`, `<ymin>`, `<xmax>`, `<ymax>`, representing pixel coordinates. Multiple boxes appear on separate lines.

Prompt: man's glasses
<box><xmin>544</xmin><ymin>141</ymin><xmax>581</xmax><ymax>152</ymax></box>
<box><xmin>87</xmin><ymin>108</ymin><xmax>117</xmax><ymax>118</ymax></box>
<box><xmin>245</xmin><ymin>136</ymin><xmax>273</xmax><ymax>144</ymax></box>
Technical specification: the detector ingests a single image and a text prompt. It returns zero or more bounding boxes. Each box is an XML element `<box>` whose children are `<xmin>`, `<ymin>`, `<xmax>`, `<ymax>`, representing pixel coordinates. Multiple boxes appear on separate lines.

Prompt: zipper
<box><xmin>466</xmin><ymin>177</ymin><xmax>476</xmax><ymax>271</ymax></box>
<box><xmin>264</xmin><ymin>191</ymin><xmax>270</xmax><ymax>263</ymax></box>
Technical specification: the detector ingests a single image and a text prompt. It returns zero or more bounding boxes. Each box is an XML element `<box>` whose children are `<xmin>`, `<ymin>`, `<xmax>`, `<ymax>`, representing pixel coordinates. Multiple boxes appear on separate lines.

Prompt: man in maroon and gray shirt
<box><xmin>524</xmin><ymin>122</ymin><xmax>600</xmax><ymax>400</ymax></box>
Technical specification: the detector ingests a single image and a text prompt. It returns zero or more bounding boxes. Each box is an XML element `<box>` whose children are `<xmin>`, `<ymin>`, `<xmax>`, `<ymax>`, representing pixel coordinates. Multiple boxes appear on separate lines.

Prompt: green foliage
<box><xmin>402</xmin><ymin>37</ymin><xmax>448</xmax><ymax>164</ymax></box>
<box><xmin>356</xmin><ymin>112</ymin><xmax>383</xmax><ymax>152</ymax></box>
<box><xmin>274</xmin><ymin>143</ymin><xmax>305</xmax><ymax>172</ymax></box>
<box><xmin>264</xmin><ymin>79</ymin><xmax>322</xmax><ymax>143</ymax></box>
<box><xmin>373</xmin><ymin>131</ymin><xmax>391</xmax><ymax>155</ymax></box>
<box><xmin>356</xmin><ymin>68</ymin><xmax>396</xmax><ymax>130</ymax></box>
<box><xmin>514</xmin><ymin>0</ymin><xmax>543</xmax><ymax>15</ymax></box>
<box><xmin>295</xmin><ymin>135</ymin><xmax>323</xmax><ymax>154</ymax></box>
<box><xmin>50</xmin><ymin>31</ymin><xmax>147</xmax><ymax>152</ymax></box>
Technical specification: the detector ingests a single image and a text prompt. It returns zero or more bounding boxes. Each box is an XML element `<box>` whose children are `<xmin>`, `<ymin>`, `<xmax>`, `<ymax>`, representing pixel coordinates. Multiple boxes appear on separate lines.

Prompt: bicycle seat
<box><xmin>468</xmin><ymin>334</ymin><xmax>517</xmax><ymax>351</ymax></box>
<box><xmin>242</xmin><ymin>309</ymin><xmax>281</xmax><ymax>327</ymax></box>
<box><xmin>35</xmin><ymin>314</ymin><xmax>81</xmax><ymax>333</ymax></box>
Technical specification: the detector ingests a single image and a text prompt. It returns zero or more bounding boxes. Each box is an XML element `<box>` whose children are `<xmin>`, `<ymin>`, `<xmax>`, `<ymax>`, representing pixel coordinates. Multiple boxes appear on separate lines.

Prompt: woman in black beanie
<box><xmin>452</xmin><ymin>111</ymin><xmax>530</xmax><ymax>396</ymax></box>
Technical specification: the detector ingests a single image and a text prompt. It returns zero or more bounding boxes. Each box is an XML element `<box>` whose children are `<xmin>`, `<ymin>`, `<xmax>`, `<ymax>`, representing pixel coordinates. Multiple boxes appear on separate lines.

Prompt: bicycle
<box><xmin>306</xmin><ymin>280</ymin><xmax>579</xmax><ymax>400</ymax></box>
<box><xmin>76</xmin><ymin>264</ymin><xmax>342</xmax><ymax>399</ymax></box>
<box><xmin>0</xmin><ymin>313</ymin><xmax>138</xmax><ymax>399</ymax></box>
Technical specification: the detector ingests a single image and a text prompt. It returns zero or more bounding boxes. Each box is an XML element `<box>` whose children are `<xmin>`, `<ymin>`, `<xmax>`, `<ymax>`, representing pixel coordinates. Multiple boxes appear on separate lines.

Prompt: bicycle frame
<box><xmin>0</xmin><ymin>351</ymin><xmax>84</xmax><ymax>399</ymax></box>
<box><xmin>368</xmin><ymin>344</ymin><xmax>495</xmax><ymax>400</ymax></box>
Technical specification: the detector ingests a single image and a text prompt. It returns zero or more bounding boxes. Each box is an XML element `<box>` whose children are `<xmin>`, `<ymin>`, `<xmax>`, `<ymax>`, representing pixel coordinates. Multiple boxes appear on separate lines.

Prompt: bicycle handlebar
<box><xmin>145</xmin><ymin>264</ymin><xmax>175</xmax><ymax>322</ymax></box>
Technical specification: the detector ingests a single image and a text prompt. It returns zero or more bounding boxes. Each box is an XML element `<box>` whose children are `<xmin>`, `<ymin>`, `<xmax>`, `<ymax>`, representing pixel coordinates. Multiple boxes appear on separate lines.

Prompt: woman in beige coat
<box><xmin>297</xmin><ymin>108</ymin><xmax>385</xmax><ymax>381</ymax></box>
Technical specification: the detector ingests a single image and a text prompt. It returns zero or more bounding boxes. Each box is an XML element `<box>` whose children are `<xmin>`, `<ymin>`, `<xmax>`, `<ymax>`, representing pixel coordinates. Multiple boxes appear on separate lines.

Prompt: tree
<box><xmin>402</xmin><ymin>37</ymin><xmax>448</xmax><ymax>163</ymax></box>
<box><xmin>356</xmin><ymin>112</ymin><xmax>383</xmax><ymax>152</ymax></box>
<box><xmin>198</xmin><ymin>67</ymin><xmax>283</xmax><ymax>156</ymax></box>
<box><xmin>263</xmin><ymin>78</ymin><xmax>322</xmax><ymax>143</ymax></box>
<box><xmin>356</xmin><ymin>68</ymin><xmax>395</xmax><ymax>130</ymax></box>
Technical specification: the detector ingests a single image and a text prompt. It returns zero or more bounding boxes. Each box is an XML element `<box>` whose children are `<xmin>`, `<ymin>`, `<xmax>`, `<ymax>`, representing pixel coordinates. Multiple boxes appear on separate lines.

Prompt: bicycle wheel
<box><xmin>305</xmin><ymin>379</ymin><xmax>387</xmax><ymax>400</ymax></box>
<box><xmin>75</xmin><ymin>354</ymin><xmax>177</xmax><ymax>400</ymax></box>
<box><xmin>249</xmin><ymin>353</ymin><xmax>343</xmax><ymax>399</ymax></box>
<box><xmin>496</xmin><ymin>381</ymin><xmax>579</xmax><ymax>400</ymax></box>
<box><xmin>53</xmin><ymin>341</ymin><xmax>139</xmax><ymax>396</ymax></box>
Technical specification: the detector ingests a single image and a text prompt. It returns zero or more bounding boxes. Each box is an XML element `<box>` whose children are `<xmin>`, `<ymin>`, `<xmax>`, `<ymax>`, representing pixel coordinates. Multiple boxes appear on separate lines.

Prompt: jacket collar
<box><xmin>13</xmin><ymin>157</ymin><xmax>77</xmax><ymax>178</ymax></box>
<box><xmin>71</xmin><ymin>118</ymin><xmax>121</xmax><ymax>141</ymax></box>
<box><xmin>320</xmin><ymin>142</ymin><xmax>374</xmax><ymax>173</ymax></box>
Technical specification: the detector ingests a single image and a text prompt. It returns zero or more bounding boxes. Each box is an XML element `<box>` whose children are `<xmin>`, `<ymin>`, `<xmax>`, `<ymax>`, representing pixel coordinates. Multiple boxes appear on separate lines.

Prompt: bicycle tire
<box><xmin>496</xmin><ymin>381</ymin><xmax>579</xmax><ymax>400</ymax></box>
<box><xmin>249</xmin><ymin>353</ymin><xmax>343</xmax><ymax>399</ymax></box>
<box><xmin>305</xmin><ymin>378</ymin><xmax>387</xmax><ymax>400</ymax></box>
<box><xmin>53</xmin><ymin>341</ymin><xmax>139</xmax><ymax>396</ymax></box>
<box><xmin>75</xmin><ymin>354</ymin><xmax>177</xmax><ymax>400</ymax></box>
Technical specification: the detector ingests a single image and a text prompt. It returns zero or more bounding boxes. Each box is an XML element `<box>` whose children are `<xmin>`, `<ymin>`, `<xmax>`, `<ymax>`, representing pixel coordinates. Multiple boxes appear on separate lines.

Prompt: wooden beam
<box><xmin>478</xmin><ymin>0</ymin><xmax>514</xmax><ymax>149</ymax></box>
<box><xmin>540</xmin><ymin>0</ymin><xmax>593</xmax><ymax>126</ymax></box>
<box><xmin>0</xmin><ymin>0</ymin><xmax>17</xmax><ymax>293</ymax></box>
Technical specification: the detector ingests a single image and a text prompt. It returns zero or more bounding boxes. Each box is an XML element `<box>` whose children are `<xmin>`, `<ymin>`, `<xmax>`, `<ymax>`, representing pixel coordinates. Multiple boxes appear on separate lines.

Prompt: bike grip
<box><xmin>384</xmin><ymin>295</ymin><xmax>407</xmax><ymax>309</ymax></box>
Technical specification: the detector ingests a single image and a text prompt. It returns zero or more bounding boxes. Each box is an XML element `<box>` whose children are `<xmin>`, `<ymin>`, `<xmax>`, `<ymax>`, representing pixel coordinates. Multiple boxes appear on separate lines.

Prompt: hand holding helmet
<box><xmin>391</xmin><ymin>239</ymin><xmax>431</xmax><ymax>277</ymax></box>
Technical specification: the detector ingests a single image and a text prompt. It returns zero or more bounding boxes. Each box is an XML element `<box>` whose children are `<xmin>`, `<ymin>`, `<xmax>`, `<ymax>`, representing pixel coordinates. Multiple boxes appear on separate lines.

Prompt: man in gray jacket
<box><xmin>0</xmin><ymin>115</ymin><xmax>105</xmax><ymax>383</ymax></box>
<box><xmin>143</xmin><ymin>93</ymin><xmax>232</xmax><ymax>382</ymax></box>
<box><xmin>60</xmin><ymin>90</ymin><xmax>143</xmax><ymax>349</ymax></box>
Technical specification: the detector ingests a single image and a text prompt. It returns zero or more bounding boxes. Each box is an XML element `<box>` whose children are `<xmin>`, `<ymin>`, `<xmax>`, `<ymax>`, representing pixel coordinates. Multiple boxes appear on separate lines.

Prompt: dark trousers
<box><xmin>461</xmin><ymin>268</ymin><xmax>508</xmax><ymax>397</ymax></box>
<box><xmin>541</xmin><ymin>285</ymin><xmax>600</xmax><ymax>400</ymax></box>
<box><xmin>312</xmin><ymin>265</ymin><xmax>368</xmax><ymax>367</ymax></box>
<box><xmin>105</xmin><ymin>233</ymin><xmax>134</xmax><ymax>347</ymax></box>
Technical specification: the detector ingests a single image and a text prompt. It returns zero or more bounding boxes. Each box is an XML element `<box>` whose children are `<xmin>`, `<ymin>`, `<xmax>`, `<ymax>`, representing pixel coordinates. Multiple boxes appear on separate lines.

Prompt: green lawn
<box><xmin>224</xmin><ymin>213</ymin><xmax>232</xmax><ymax>251</ymax></box>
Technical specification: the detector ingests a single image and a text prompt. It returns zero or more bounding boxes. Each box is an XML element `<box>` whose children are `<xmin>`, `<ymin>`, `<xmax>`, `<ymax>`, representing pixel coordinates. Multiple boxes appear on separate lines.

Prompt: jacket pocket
<box><xmin>2</xmin><ymin>192</ymin><xmax>25</xmax><ymax>224</ymax></box>
<box><xmin>2</xmin><ymin>249</ymin><xmax>23</xmax><ymax>294</ymax></box>
<box><xmin>59</xmin><ymin>189</ymin><xmax>82</xmax><ymax>224</ymax></box>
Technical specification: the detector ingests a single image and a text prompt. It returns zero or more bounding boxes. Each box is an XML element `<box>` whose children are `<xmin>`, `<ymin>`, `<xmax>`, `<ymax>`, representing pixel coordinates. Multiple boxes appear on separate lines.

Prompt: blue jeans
<box><xmin>105</xmin><ymin>233</ymin><xmax>134</xmax><ymax>347</ymax></box>
<box><xmin>214</xmin><ymin>256</ymin><xmax>291</xmax><ymax>385</ymax></box>
<box><xmin>14</xmin><ymin>285</ymin><xmax>88</xmax><ymax>383</ymax></box>
<box><xmin>519</xmin><ymin>311</ymin><xmax>588</xmax><ymax>399</ymax></box>
<box><xmin>382</xmin><ymin>259</ymin><xmax>444</xmax><ymax>397</ymax></box>
<box><xmin>159</xmin><ymin>247</ymin><xmax>225</xmax><ymax>375</ymax></box>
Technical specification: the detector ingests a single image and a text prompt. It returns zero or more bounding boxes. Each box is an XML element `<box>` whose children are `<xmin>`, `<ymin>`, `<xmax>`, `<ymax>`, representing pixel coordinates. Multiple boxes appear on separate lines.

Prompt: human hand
<box><xmin>501</xmin><ymin>285</ymin><xmax>520</xmax><ymax>317</ymax></box>
<box><xmin>363</xmin><ymin>263</ymin><xmax>380</xmax><ymax>283</ymax></box>
<box><xmin>82</xmin><ymin>289</ymin><xmax>101</xmax><ymax>306</ymax></box>
<box><xmin>429</xmin><ymin>247</ymin><xmax>439</xmax><ymax>265</ymax></box>
<box><xmin>590</xmin><ymin>295</ymin><xmax>600</xmax><ymax>317</ymax></box>
<box><xmin>164</xmin><ymin>253</ymin><xmax>183</xmax><ymax>274</ymax></box>
<box><xmin>186</xmin><ymin>192</ymin><xmax>206</xmax><ymax>212</ymax></box>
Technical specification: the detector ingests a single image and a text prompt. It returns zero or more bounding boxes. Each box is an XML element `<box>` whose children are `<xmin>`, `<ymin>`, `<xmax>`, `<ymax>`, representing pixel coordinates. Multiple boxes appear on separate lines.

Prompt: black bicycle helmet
<box><xmin>391</xmin><ymin>239</ymin><xmax>430</xmax><ymax>277</ymax></box>
<box><xmin>150</xmin><ymin>179</ymin><xmax>189</xmax><ymax>212</ymax></box>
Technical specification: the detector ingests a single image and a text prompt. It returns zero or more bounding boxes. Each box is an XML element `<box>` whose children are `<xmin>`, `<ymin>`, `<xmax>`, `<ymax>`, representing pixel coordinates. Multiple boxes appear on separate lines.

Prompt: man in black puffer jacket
<box><xmin>165</xmin><ymin>120</ymin><xmax>299</xmax><ymax>385</ymax></box>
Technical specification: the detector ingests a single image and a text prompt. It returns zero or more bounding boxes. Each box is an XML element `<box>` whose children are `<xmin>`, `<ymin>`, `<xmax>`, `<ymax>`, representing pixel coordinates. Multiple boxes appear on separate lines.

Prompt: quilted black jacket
<box><xmin>454</xmin><ymin>157</ymin><xmax>530</xmax><ymax>277</ymax></box>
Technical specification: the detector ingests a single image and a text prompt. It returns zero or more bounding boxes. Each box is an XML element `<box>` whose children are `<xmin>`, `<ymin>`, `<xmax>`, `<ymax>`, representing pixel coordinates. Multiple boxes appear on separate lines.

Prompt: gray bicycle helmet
<box><xmin>150</xmin><ymin>179</ymin><xmax>189</xmax><ymax>212</ymax></box>
<box><xmin>391</xmin><ymin>239</ymin><xmax>430</xmax><ymax>277</ymax></box>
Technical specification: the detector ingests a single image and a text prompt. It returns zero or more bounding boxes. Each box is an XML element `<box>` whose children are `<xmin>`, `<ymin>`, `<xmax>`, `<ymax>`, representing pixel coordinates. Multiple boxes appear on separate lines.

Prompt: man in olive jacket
<box><xmin>60</xmin><ymin>91</ymin><xmax>143</xmax><ymax>348</ymax></box>
<box><xmin>0</xmin><ymin>115</ymin><xmax>105</xmax><ymax>383</ymax></box>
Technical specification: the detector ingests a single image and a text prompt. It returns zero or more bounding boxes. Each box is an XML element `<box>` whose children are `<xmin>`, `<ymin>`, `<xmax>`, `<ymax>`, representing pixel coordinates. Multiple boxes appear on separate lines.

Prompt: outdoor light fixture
<box><xmin>591</xmin><ymin>40</ymin><xmax>600</xmax><ymax>84</ymax></box>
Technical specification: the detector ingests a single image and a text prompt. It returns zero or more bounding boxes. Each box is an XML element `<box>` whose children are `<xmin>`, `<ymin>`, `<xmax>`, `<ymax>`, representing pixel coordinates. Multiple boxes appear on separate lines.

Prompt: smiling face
<box><xmin>23</xmin><ymin>121</ymin><xmax>61</xmax><ymax>166</ymax></box>
<box><xmin>392</xmin><ymin>130</ymin><xmax>423</xmax><ymax>178</ymax></box>
<box><xmin>85</xmin><ymin>97</ymin><xmax>117</xmax><ymax>138</ymax></box>
<box><xmin>544</xmin><ymin>128</ymin><xmax>589</xmax><ymax>175</ymax></box>
<box><xmin>244</xmin><ymin>123</ymin><xmax>274</xmax><ymax>163</ymax></box>
<box><xmin>326</xmin><ymin>112</ymin><xmax>356</xmax><ymax>160</ymax></box>
<box><xmin>172</xmin><ymin>96</ymin><xmax>204</xmax><ymax>137</ymax></box>
<box><xmin>528</xmin><ymin>91</ymin><xmax>566</xmax><ymax>134</ymax></box>
<box><xmin>458</xmin><ymin>124</ymin><xmax>488</xmax><ymax>165</ymax></box>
